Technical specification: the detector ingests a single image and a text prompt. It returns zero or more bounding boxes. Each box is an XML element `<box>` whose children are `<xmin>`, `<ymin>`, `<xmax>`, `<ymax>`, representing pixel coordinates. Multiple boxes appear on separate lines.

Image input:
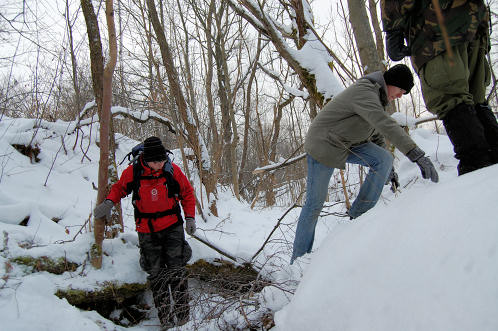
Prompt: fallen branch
<box><xmin>33</xmin><ymin>106</ymin><xmax>176</xmax><ymax>138</ymax></box>
<box><xmin>191</xmin><ymin>234</ymin><xmax>238</xmax><ymax>264</ymax></box>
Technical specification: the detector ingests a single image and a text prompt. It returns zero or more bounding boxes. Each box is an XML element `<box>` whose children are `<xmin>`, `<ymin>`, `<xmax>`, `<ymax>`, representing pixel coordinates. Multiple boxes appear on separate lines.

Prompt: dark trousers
<box><xmin>138</xmin><ymin>222</ymin><xmax>192</xmax><ymax>326</ymax></box>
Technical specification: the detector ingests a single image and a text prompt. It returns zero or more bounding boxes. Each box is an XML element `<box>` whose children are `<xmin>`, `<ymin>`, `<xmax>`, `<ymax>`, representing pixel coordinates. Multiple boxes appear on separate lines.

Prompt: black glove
<box><xmin>93</xmin><ymin>199</ymin><xmax>114</xmax><ymax>221</ymax></box>
<box><xmin>406</xmin><ymin>147</ymin><xmax>439</xmax><ymax>183</ymax></box>
<box><xmin>185</xmin><ymin>217</ymin><xmax>196</xmax><ymax>235</ymax></box>
<box><xmin>386</xmin><ymin>30</ymin><xmax>410</xmax><ymax>61</ymax></box>
<box><xmin>385</xmin><ymin>167</ymin><xmax>400</xmax><ymax>192</ymax></box>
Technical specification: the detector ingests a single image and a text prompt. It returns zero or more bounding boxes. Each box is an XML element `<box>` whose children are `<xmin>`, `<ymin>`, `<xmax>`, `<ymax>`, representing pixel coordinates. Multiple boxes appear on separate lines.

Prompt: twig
<box><xmin>414</xmin><ymin>116</ymin><xmax>438</xmax><ymax>126</ymax></box>
<box><xmin>251</xmin><ymin>191</ymin><xmax>304</xmax><ymax>261</ymax></box>
<box><xmin>54</xmin><ymin>214</ymin><xmax>91</xmax><ymax>244</ymax></box>
<box><xmin>339</xmin><ymin>170</ymin><xmax>351</xmax><ymax>209</ymax></box>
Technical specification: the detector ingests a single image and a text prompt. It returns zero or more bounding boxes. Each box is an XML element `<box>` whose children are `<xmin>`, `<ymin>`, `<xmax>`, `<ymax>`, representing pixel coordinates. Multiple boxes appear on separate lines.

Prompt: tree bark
<box><xmin>81</xmin><ymin>0</ymin><xmax>118</xmax><ymax>269</ymax></box>
<box><xmin>81</xmin><ymin>0</ymin><xmax>104</xmax><ymax>268</ymax></box>
<box><xmin>368</xmin><ymin>0</ymin><xmax>385</xmax><ymax>62</ymax></box>
<box><xmin>239</xmin><ymin>35</ymin><xmax>263</xmax><ymax>199</ymax></box>
<box><xmin>347</xmin><ymin>0</ymin><xmax>383</xmax><ymax>74</ymax></box>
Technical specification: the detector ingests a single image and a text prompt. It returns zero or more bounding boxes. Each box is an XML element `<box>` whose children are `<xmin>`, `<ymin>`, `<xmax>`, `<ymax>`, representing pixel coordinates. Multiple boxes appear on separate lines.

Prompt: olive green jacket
<box><xmin>304</xmin><ymin>72</ymin><xmax>417</xmax><ymax>169</ymax></box>
<box><xmin>381</xmin><ymin>0</ymin><xmax>489</xmax><ymax>71</ymax></box>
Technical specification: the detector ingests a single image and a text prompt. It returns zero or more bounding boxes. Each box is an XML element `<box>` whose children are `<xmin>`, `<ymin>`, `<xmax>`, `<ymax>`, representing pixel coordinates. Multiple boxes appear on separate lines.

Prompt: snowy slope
<box><xmin>1</xmin><ymin>115</ymin><xmax>497</xmax><ymax>331</ymax></box>
<box><xmin>275</xmin><ymin>164</ymin><xmax>498</xmax><ymax>331</ymax></box>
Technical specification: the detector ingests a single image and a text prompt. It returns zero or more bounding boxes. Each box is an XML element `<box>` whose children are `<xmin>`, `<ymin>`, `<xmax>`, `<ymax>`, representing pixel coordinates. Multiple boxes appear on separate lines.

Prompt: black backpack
<box><xmin>120</xmin><ymin>143</ymin><xmax>181</xmax><ymax>228</ymax></box>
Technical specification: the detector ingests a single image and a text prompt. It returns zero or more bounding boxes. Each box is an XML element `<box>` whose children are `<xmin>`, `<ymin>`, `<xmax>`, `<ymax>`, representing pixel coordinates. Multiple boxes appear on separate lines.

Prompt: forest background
<box><xmin>2</xmin><ymin>0</ymin><xmax>498</xmax><ymax>220</ymax></box>
<box><xmin>2</xmin><ymin>0</ymin><xmax>498</xmax><ymax>329</ymax></box>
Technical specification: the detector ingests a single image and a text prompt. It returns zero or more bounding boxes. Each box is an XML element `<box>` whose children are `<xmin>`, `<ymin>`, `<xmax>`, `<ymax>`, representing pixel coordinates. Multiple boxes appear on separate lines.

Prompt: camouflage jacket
<box><xmin>381</xmin><ymin>0</ymin><xmax>490</xmax><ymax>71</ymax></box>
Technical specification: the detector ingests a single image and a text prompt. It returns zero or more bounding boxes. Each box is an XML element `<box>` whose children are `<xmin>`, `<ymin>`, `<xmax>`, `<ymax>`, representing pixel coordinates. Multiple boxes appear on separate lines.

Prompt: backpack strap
<box><xmin>131</xmin><ymin>158</ymin><xmax>144</xmax><ymax>205</ymax></box>
<box><xmin>162</xmin><ymin>160</ymin><xmax>180</xmax><ymax>199</ymax></box>
<box><xmin>134</xmin><ymin>204</ymin><xmax>181</xmax><ymax>219</ymax></box>
<box><xmin>129</xmin><ymin>155</ymin><xmax>183</xmax><ymax>231</ymax></box>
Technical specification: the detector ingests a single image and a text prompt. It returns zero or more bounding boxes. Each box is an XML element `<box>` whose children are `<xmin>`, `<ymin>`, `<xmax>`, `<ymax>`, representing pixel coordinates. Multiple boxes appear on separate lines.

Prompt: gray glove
<box><xmin>93</xmin><ymin>199</ymin><xmax>114</xmax><ymax>220</ymax></box>
<box><xmin>385</xmin><ymin>167</ymin><xmax>400</xmax><ymax>192</ymax></box>
<box><xmin>185</xmin><ymin>217</ymin><xmax>196</xmax><ymax>235</ymax></box>
<box><xmin>406</xmin><ymin>147</ymin><xmax>439</xmax><ymax>183</ymax></box>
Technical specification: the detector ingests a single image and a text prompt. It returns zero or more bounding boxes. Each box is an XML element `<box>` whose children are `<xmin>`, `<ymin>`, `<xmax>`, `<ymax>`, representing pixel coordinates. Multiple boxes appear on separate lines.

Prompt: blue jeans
<box><xmin>291</xmin><ymin>142</ymin><xmax>393</xmax><ymax>263</ymax></box>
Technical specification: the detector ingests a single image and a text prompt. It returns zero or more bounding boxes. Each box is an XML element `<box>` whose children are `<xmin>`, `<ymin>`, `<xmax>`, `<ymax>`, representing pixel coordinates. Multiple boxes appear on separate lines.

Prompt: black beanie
<box><xmin>383</xmin><ymin>64</ymin><xmax>414</xmax><ymax>94</ymax></box>
<box><xmin>143</xmin><ymin>136</ymin><xmax>167</xmax><ymax>162</ymax></box>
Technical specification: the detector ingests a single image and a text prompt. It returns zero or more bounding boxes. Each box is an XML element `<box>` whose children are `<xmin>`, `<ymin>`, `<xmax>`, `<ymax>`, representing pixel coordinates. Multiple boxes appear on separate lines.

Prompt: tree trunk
<box><xmin>107</xmin><ymin>121</ymin><xmax>123</xmax><ymax>238</ymax></box>
<box><xmin>65</xmin><ymin>0</ymin><xmax>82</xmax><ymax>116</ymax></box>
<box><xmin>82</xmin><ymin>0</ymin><xmax>118</xmax><ymax>269</ymax></box>
<box><xmin>347</xmin><ymin>0</ymin><xmax>383</xmax><ymax>74</ymax></box>
<box><xmin>203</xmin><ymin>0</ymin><xmax>222</xmax><ymax>184</ymax></box>
<box><xmin>147</xmin><ymin>0</ymin><xmax>218</xmax><ymax>216</ymax></box>
<box><xmin>81</xmin><ymin>0</ymin><xmax>104</xmax><ymax>268</ymax></box>
<box><xmin>239</xmin><ymin>35</ymin><xmax>263</xmax><ymax>199</ymax></box>
<box><xmin>368</xmin><ymin>0</ymin><xmax>385</xmax><ymax>62</ymax></box>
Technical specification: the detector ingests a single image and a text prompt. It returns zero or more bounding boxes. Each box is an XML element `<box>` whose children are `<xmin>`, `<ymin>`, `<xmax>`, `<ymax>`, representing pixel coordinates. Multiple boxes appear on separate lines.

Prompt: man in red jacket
<box><xmin>94</xmin><ymin>136</ymin><xmax>196</xmax><ymax>329</ymax></box>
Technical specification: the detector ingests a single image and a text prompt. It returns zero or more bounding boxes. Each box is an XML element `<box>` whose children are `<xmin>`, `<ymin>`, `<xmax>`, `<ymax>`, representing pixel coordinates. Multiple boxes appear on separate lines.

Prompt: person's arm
<box><xmin>94</xmin><ymin>165</ymin><xmax>133</xmax><ymax>220</ymax></box>
<box><xmin>381</xmin><ymin>0</ymin><xmax>415</xmax><ymax>61</ymax></box>
<box><xmin>352</xmin><ymin>85</ymin><xmax>416</xmax><ymax>155</ymax></box>
<box><xmin>381</xmin><ymin>0</ymin><xmax>414</xmax><ymax>31</ymax></box>
<box><xmin>352</xmin><ymin>85</ymin><xmax>438</xmax><ymax>183</ymax></box>
<box><xmin>173</xmin><ymin>164</ymin><xmax>195</xmax><ymax>218</ymax></box>
<box><xmin>172</xmin><ymin>164</ymin><xmax>196</xmax><ymax>235</ymax></box>
<box><xmin>106</xmin><ymin>165</ymin><xmax>134</xmax><ymax>204</ymax></box>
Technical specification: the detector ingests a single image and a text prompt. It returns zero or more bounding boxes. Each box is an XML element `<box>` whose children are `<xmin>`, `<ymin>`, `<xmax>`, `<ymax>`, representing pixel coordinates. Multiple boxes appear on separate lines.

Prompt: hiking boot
<box><xmin>442</xmin><ymin>103</ymin><xmax>492</xmax><ymax>175</ymax></box>
<box><xmin>475</xmin><ymin>103</ymin><xmax>498</xmax><ymax>163</ymax></box>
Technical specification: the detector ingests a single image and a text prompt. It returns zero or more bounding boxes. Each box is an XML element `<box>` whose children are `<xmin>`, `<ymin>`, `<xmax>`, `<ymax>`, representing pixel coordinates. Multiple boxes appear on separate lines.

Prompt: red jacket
<box><xmin>106</xmin><ymin>158</ymin><xmax>195</xmax><ymax>233</ymax></box>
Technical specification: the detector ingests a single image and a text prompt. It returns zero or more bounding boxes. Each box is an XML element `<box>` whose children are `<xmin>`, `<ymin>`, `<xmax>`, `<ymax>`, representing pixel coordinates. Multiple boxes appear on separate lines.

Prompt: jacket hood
<box><xmin>360</xmin><ymin>71</ymin><xmax>389</xmax><ymax>107</ymax></box>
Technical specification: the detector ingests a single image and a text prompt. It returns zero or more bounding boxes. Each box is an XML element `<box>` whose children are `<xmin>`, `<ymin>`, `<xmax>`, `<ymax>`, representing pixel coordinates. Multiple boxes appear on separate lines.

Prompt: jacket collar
<box><xmin>139</xmin><ymin>156</ymin><xmax>162</xmax><ymax>176</ymax></box>
<box><xmin>360</xmin><ymin>71</ymin><xmax>389</xmax><ymax>107</ymax></box>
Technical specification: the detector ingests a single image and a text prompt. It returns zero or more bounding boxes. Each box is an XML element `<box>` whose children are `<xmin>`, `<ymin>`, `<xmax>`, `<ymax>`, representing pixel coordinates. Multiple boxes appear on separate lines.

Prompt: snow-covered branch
<box><xmin>226</xmin><ymin>0</ymin><xmax>343</xmax><ymax>107</ymax></box>
<box><xmin>30</xmin><ymin>106</ymin><xmax>177</xmax><ymax>138</ymax></box>
<box><xmin>253</xmin><ymin>148</ymin><xmax>305</xmax><ymax>175</ymax></box>
<box><xmin>257</xmin><ymin>62</ymin><xmax>309</xmax><ymax>99</ymax></box>
<box><xmin>110</xmin><ymin>106</ymin><xmax>176</xmax><ymax>133</ymax></box>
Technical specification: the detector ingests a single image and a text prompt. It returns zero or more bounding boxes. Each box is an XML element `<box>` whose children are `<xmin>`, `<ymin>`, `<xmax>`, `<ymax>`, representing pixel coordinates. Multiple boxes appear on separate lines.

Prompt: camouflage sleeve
<box><xmin>381</xmin><ymin>0</ymin><xmax>417</xmax><ymax>31</ymax></box>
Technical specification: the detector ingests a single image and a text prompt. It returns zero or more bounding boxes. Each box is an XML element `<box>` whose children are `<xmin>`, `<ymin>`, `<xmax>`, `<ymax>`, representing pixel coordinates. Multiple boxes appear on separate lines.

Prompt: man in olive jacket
<box><xmin>291</xmin><ymin>64</ymin><xmax>439</xmax><ymax>264</ymax></box>
<box><xmin>382</xmin><ymin>0</ymin><xmax>498</xmax><ymax>175</ymax></box>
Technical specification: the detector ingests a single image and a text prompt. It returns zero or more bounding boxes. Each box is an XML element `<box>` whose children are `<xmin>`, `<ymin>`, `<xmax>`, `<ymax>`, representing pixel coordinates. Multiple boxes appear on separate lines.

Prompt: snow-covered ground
<box><xmin>0</xmin><ymin>115</ymin><xmax>497</xmax><ymax>331</ymax></box>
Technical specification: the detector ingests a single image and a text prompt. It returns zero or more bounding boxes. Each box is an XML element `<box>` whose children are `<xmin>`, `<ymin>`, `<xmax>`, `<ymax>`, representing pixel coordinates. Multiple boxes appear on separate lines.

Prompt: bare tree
<box><xmin>81</xmin><ymin>0</ymin><xmax>118</xmax><ymax>268</ymax></box>
<box><xmin>146</xmin><ymin>0</ymin><xmax>219</xmax><ymax>216</ymax></box>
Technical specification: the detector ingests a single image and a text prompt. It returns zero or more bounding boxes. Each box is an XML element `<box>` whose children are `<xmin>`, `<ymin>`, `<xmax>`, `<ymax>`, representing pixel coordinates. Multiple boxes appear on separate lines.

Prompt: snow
<box><xmin>289</xmin><ymin>31</ymin><xmax>344</xmax><ymax>100</ymax></box>
<box><xmin>1</xmin><ymin>113</ymin><xmax>497</xmax><ymax>331</ymax></box>
<box><xmin>276</xmin><ymin>164</ymin><xmax>498</xmax><ymax>331</ymax></box>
